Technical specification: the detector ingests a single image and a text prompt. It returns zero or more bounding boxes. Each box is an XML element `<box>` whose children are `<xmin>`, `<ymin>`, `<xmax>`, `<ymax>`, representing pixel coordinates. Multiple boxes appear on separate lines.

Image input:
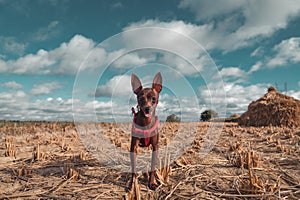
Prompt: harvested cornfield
<box><xmin>0</xmin><ymin>121</ymin><xmax>299</xmax><ymax>199</ymax></box>
<box><xmin>238</xmin><ymin>86</ymin><xmax>300</xmax><ymax>127</ymax></box>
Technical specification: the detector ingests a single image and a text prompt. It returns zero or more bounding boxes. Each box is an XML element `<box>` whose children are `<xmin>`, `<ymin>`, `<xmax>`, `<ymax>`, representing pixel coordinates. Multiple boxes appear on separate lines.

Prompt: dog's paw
<box><xmin>126</xmin><ymin>181</ymin><xmax>134</xmax><ymax>193</ymax></box>
<box><xmin>148</xmin><ymin>182</ymin><xmax>158</xmax><ymax>190</ymax></box>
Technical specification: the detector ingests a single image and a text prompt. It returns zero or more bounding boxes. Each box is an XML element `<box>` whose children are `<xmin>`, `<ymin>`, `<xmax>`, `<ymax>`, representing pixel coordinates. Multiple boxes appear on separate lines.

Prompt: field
<box><xmin>0</xmin><ymin>121</ymin><xmax>299</xmax><ymax>199</ymax></box>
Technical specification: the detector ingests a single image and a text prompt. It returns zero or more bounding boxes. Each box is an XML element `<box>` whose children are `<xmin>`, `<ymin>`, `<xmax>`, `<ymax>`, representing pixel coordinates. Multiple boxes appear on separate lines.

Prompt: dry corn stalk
<box><xmin>237</xmin><ymin>144</ymin><xmax>279</xmax><ymax>195</ymax></box>
<box><xmin>63</xmin><ymin>162</ymin><xmax>79</xmax><ymax>180</ymax></box>
<box><xmin>33</xmin><ymin>144</ymin><xmax>46</xmax><ymax>161</ymax></box>
<box><xmin>125</xmin><ymin>177</ymin><xmax>141</xmax><ymax>200</ymax></box>
<box><xmin>229</xmin><ymin>143</ymin><xmax>260</xmax><ymax>169</ymax></box>
<box><xmin>175</xmin><ymin>156</ymin><xmax>190</xmax><ymax>167</ymax></box>
<box><xmin>156</xmin><ymin>150</ymin><xmax>171</xmax><ymax>185</ymax></box>
<box><xmin>79</xmin><ymin>151</ymin><xmax>87</xmax><ymax>161</ymax></box>
<box><xmin>5</xmin><ymin>137</ymin><xmax>16</xmax><ymax>157</ymax></box>
<box><xmin>71</xmin><ymin>151</ymin><xmax>87</xmax><ymax>161</ymax></box>
<box><xmin>13</xmin><ymin>167</ymin><xmax>32</xmax><ymax>177</ymax></box>
<box><xmin>5</xmin><ymin>141</ymin><xmax>16</xmax><ymax>157</ymax></box>
<box><xmin>67</xmin><ymin>168</ymin><xmax>79</xmax><ymax>180</ymax></box>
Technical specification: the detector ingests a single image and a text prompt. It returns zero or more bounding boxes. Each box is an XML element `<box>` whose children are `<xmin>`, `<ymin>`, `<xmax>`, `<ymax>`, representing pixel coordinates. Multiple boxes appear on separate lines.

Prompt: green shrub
<box><xmin>166</xmin><ymin>114</ymin><xmax>181</xmax><ymax>122</ymax></box>
<box><xmin>200</xmin><ymin>109</ymin><xmax>218</xmax><ymax>121</ymax></box>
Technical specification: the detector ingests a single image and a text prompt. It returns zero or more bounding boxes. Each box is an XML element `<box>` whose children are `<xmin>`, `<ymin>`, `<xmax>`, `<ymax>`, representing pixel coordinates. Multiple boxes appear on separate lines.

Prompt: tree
<box><xmin>200</xmin><ymin>109</ymin><xmax>218</xmax><ymax>121</ymax></box>
<box><xmin>166</xmin><ymin>114</ymin><xmax>181</xmax><ymax>122</ymax></box>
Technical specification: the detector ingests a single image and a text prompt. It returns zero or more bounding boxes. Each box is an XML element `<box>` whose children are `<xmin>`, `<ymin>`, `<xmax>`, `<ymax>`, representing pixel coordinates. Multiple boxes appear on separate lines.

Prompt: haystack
<box><xmin>238</xmin><ymin>86</ymin><xmax>300</xmax><ymax>127</ymax></box>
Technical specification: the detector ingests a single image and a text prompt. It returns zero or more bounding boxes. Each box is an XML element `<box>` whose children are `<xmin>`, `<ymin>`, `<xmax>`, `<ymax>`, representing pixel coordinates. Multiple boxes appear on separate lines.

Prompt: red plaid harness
<box><xmin>131</xmin><ymin>106</ymin><xmax>159</xmax><ymax>147</ymax></box>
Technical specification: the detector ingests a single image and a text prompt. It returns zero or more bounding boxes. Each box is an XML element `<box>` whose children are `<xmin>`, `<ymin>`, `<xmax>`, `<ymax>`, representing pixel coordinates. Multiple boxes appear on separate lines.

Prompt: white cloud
<box><xmin>177</xmin><ymin>0</ymin><xmax>300</xmax><ymax>51</ymax></box>
<box><xmin>198</xmin><ymin>82</ymin><xmax>269</xmax><ymax>115</ymax></box>
<box><xmin>157</xmin><ymin>93</ymin><xmax>201</xmax><ymax>121</ymax></box>
<box><xmin>34</xmin><ymin>21</ymin><xmax>60</xmax><ymax>41</ymax></box>
<box><xmin>0</xmin><ymin>88</ymin><xmax>118</xmax><ymax>121</ymax></box>
<box><xmin>0</xmin><ymin>34</ymin><xmax>161</xmax><ymax>75</ymax></box>
<box><xmin>1</xmin><ymin>81</ymin><xmax>23</xmax><ymax>89</ymax></box>
<box><xmin>0</xmin><ymin>36</ymin><xmax>26</xmax><ymax>55</ymax></box>
<box><xmin>111</xmin><ymin>2</ymin><xmax>122</xmax><ymax>8</ymax></box>
<box><xmin>94</xmin><ymin>75</ymin><xmax>132</xmax><ymax>97</ymax></box>
<box><xmin>219</xmin><ymin>67</ymin><xmax>247</xmax><ymax>81</ymax></box>
<box><xmin>11</xmin><ymin>49</ymin><xmax>55</xmax><ymax>74</ymax></box>
<box><xmin>112</xmin><ymin>51</ymin><xmax>153</xmax><ymax>69</ymax></box>
<box><xmin>0</xmin><ymin>90</ymin><xmax>29</xmax><ymax>120</ymax></box>
<box><xmin>179</xmin><ymin>0</ymin><xmax>246</xmax><ymax>21</ymax></box>
<box><xmin>267</xmin><ymin>37</ymin><xmax>300</xmax><ymax>67</ymax></box>
<box><xmin>124</xmin><ymin>20</ymin><xmax>216</xmax><ymax>51</ymax></box>
<box><xmin>50</xmin><ymin>34</ymin><xmax>102</xmax><ymax>74</ymax></box>
<box><xmin>288</xmin><ymin>90</ymin><xmax>300</xmax><ymax>100</ymax></box>
<box><xmin>30</xmin><ymin>81</ymin><xmax>62</xmax><ymax>95</ymax></box>
<box><xmin>249</xmin><ymin>61</ymin><xmax>262</xmax><ymax>73</ymax></box>
<box><xmin>122</xmin><ymin>21</ymin><xmax>216</xmax><ymax>76</ymax></box>
<box><xmin>0</xmin><ymin>35</ymin><xmax>105</xmax><ymax>75</ymax></box>
<box><xmin>0</xmin><ymin>59</ymin><xmax>8</xmax><ymax>72</ymax></box>
<box><xmin>251</xmin><ymin>47</ymin><xmax>264</xmax><ymax>57</ymax></box>
<box><xmin>0</xmin><ymin>81</ymin><xmax>282</xmax><ymax>121</ymax></box>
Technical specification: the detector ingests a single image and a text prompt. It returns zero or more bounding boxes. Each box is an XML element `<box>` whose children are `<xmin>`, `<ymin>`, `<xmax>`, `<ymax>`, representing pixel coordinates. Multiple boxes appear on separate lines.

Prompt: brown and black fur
<box><xmin>128</xmin><ymin>72</ymin><xmax>162</xmax><ymax>191</ymax></box>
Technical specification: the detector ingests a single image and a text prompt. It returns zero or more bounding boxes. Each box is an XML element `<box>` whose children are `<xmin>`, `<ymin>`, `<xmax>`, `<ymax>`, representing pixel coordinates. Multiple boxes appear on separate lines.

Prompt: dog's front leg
<box><xmin>149</xmin><ymin>134</ymin><xmax>159</xmax><ymax>190</ymax></box>
<box><xmin>128</xmin><ymin>137</ymin><xmax>139</xmax><ymax>192</ymax></box>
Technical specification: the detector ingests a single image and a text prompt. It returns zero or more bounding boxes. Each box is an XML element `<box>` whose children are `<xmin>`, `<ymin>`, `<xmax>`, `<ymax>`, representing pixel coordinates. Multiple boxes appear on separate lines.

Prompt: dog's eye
<box><xmin>152</xmin><ymin>97</ymin><xmax>156</xmax><ymax>103</ymax></box>
<box><xmin>139</xmin><ymin>97</ymin><xmax>145</xmax><ymax>104</ymax></box>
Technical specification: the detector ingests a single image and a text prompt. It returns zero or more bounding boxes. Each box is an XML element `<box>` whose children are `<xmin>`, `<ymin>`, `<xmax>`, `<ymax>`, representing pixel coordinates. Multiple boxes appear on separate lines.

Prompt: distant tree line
<box><xmin>166</xmin><ymin>109</ymin><xmax>220</xmax><ymax>122</ymax></box>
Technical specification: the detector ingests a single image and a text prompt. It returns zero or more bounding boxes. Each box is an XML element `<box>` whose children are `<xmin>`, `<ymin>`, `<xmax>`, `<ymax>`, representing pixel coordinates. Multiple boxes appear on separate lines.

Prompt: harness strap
<box><xmin>131</xmin><ymin>106</ymin><xmax>159</xmax><ymax>147</ymax></box>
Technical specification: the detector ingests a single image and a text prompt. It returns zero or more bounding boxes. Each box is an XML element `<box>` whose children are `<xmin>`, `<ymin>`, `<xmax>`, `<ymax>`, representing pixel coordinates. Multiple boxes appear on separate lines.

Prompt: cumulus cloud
<box><xmin>0</xmin><ymin>34</ymin><xmax>162</xmax><ymax>75</ymax></box>
<box><xmin>30</xmin><ymin>81</ymin><xmax>62</xmax><ymax>95</ymax></box>
<box><xmin>219</xmin><ymin>67</ymin><xmax>248</xmax><ymax>82</ymax></box>
<box><xmin>0</xmin><ymin>81</ymin><xmax>289</xmax><ymax>122</ymax></box>
<box><xmin>246</xmin><ymin>37</ymin><xmax>300</xmax><ymax>73</ymax></box>
<box><xmin>267</xmin><ymin>37</ymin><xmax>300</xmax><ymax>67</ymax></box>
<box><xmin>1</xmin><ymin>81</ymin><xmax>23</xmax><ymax>89</ymax></box>
<box><xmin>124</xmin><ymin>20</ymin><xmax>216</xmax><ymax>51</ymax></box>
<box><xmin>179</xmin><ymin>0</ymin><xmax>246</xmax><ymax>21</ymax></box>
<box><xmin>157</xmin><ymin>93</ymin><xmax>202</xmax><ymax>121</ymax></box>
<box><xmin>0</xmin><ymin>88</ymin><xmax>118</xmax><ymax>121</ymax></box>
<box><xmin>122</xmin><ymin>23</ymin><xmax>216</xmax><ymax>76</ymax></box>
<box><xmin>198</xmin><ymin>82</ymin><xmax>269</xmax><ymax>115</ymax></box>
<box><xmin>0</xmin><ymin>35</ymin><xmax>103</xmax><ymax>75</ymax></box>
<box><xmin>0</xmin><ymin>90</ymin><xmax>29</xmax><ymax>120</ymax></box>
<box><xmin>177</xmin><ymin>0</ymin><xmax>300</xmax><ymax>51</ymax></box>
<box><xmin>112</xmin><ymin>51</ymin><xmax>154</xmax><ymax>69</ymax></box>
<box><xmin>288</xmin><ymin>90</ymin><xmax>300</xmax><ymax>100</ymax></box>
<box><xmin>94</xmin><ymin>75</ymin><xmax>132</xmax><ymax>97</ymax></box>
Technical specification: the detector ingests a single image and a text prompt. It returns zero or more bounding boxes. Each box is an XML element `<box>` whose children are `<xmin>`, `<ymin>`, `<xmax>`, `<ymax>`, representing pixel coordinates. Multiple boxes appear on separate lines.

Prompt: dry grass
<box><xmin>0</xmin><ymin>121</ymin><xmax>299</xmax><ymax>199</ymax></box>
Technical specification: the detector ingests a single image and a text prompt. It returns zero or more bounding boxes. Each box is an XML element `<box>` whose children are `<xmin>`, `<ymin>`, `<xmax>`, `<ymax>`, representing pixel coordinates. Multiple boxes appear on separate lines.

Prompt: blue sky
<box><xmin>0</xmin><ymin>0</ymin><xmax>300</xmax><ymax>122</ymax></box>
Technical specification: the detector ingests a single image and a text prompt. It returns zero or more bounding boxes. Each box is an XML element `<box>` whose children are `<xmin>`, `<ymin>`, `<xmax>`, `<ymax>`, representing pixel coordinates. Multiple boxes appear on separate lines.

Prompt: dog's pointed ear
<box><xmin>131</xmin><ymin>73</ymin><xmax>142</xmax><ymax>95</ymax></box>
<box><xmin>152</xmin><ymin>72</ymin><xmax>162</xmax><ymax>93</ymax></box>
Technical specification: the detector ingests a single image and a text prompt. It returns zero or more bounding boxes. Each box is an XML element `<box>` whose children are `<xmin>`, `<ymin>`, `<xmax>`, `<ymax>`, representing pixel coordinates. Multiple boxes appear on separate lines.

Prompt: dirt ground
<box><xmin>0</xmin><ymin>121</ymin><xmax>299</xmax><ymax>199</ymax></box>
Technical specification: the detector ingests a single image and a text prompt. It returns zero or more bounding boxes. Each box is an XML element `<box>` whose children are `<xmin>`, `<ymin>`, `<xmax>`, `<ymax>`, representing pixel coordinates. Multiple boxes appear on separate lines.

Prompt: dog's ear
<box><xmin>131</xmin><ymin>73</ymin><xmax>142</xmax><ymax>95</ymax></box>
<box><xmin>152</xmin><ymin>72</ymin><xmax>162</xmax><ymax>93</ymax></box>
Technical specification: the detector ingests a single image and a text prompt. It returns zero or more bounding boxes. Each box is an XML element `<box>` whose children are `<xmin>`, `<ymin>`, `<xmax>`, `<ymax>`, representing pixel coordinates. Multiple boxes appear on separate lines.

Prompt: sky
<box><xmin>0</xmin><ymin>0</ymin><xmax>300</xmax><ymax>122</ymax></box>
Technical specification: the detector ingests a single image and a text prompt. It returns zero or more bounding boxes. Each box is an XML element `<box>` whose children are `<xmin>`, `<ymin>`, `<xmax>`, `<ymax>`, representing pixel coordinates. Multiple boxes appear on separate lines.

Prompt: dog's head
<box><xmin>131</xmin><ymin>72</ymin><xmax>162</xmax><ymax>118</ymax></box>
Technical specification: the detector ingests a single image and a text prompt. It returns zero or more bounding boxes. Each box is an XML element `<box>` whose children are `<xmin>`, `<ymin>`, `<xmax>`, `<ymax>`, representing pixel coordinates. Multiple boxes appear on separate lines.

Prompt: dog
<box><xmin>128</xmin><ymin>72</ymin><xmax>162</xmax><ymax>191</ymax></box>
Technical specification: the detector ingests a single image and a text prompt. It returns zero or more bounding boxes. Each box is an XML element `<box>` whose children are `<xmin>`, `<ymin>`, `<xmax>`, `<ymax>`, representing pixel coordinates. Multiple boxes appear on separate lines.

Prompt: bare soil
<box><xmin>0</xmin><ymin>121</ymin><xmax>299</xmax><ymax>199</ymax></box>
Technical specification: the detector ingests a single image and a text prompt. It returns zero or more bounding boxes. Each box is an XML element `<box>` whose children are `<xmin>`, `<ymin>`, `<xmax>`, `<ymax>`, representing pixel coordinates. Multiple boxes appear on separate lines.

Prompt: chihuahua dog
<box><xmin>128</xmin><ymin>72</ymin><xmax>162</xmax><ymax>191</ymax></box>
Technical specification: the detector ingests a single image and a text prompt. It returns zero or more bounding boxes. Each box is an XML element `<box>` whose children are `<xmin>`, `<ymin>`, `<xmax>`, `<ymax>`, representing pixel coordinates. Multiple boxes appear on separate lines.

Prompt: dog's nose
<box><xmin>145</xmin><ymin>107</ymin><xmax>151</xmax><ymax>114</ymax></box>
